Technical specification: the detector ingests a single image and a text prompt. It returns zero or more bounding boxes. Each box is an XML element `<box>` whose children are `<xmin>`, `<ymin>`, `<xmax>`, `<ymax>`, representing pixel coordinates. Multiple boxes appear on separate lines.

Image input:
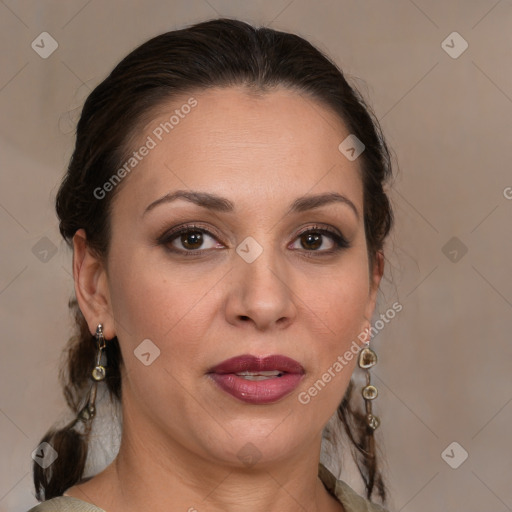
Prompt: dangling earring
<box><xmin>77</xmin><ymin>324</ymin><xmax>106</xmax><ymax>424</ymax></box>
<box><xmin>358</xmin><ymin>328</ymin><xmax>380</xmax><ymax>431</ymax></box>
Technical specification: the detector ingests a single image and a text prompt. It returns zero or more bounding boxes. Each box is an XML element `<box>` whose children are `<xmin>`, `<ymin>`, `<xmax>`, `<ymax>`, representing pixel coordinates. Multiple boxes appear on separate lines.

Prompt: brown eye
<box><xmin>290</xmin><ymin>226</ymin><xmax>350</xmax><ymax>255</ymax></box>
<box><xmin>300</xmin><ymin>232</ymin><xmax>322</xmax><ymax>250</ymax></box>
<box><xmin>180</xmin><ymin>231</ymin><xmax>204</xmax><ymax>250</ymax></box>
<box><xmin>157</xmin><ymin>225</ymin><xmax>223</xmax><ymax>255</ymax></box>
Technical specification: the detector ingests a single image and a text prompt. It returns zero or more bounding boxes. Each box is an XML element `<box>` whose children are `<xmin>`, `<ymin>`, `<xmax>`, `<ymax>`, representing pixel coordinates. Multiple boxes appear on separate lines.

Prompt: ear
<box><xmin>362</xmin><ymin>250</ymin><xmax>384</xmax><ymax>331</ymax></box>
<box><xmin>72</xmin><ymin>228</ymin><xmax>115</xmax><ymax>339</ymax></box>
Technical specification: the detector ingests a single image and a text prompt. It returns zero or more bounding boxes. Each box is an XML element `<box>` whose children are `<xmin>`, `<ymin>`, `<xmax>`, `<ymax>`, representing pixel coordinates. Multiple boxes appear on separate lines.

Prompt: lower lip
<box><xmin>209</xmin><ymin>373</ymin><xmax>304</xmax><ymax>404</ymax></box>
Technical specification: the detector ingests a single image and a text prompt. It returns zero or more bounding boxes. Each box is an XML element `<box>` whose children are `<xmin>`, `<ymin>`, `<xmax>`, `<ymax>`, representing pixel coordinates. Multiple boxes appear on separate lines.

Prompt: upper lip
<box><xmin>208</xmin><ymin>354</ymin><xmax>305</xmax><ymax>375</ymax></box>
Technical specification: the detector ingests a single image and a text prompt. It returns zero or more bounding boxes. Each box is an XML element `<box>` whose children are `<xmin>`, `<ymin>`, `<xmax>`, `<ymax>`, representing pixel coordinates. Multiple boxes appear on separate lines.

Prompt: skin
<box><xmin>68</xmin><ymin>86</ymin><xmax>383</xmax><ymax>512</ymax></box>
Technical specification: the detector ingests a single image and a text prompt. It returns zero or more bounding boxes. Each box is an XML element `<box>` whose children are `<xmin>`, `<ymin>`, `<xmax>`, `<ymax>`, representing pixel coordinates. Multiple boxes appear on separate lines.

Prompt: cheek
<box><xmin>308</xmin><ymin>265</ymin><xmax>370</xmax><ymax>337</ymax></box>
<box><xmin>298</xmin><ymin>274</ymin><xmax>368</xmax><ymax>411</ymax></box>
<box><xmin>302</xmin><ymin>260</ymin><xmax>370</xmax><ymax>396</ymax></box>
<box><xmin>106</xmin><ymin>252</ymin><xmax>218</xmax><ymax>363</ymax></box>
<box><xmin>108</xmin><ymin>267</ymin><xmax>169</xmax><ymax>341</ymax></box>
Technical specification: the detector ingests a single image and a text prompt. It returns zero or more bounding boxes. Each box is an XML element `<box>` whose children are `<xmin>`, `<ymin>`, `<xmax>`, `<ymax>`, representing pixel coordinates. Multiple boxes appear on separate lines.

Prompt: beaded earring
<box><xmin>358</xmin><ymin>329</ymin><xmax>380</xmax><ymax>430</ymax></box>
<box><xmin>77</xmin><ymin>324</ymin><xmax>106</xmax><ymax>424</ymax></box>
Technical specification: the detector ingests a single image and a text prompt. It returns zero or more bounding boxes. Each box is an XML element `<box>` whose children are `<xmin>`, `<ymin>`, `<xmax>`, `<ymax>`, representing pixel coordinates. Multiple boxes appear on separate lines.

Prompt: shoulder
<box><xmin>27</xmin><ymin>496</ymin><xmax>106</xmax><ymax>512</ymax></box>
<box><xmin>334</xmin><ymin>479</ymin><xmax>390</xmax><ymax>512</ymax></box>
<box><xmin>318</xmin><ymin>463</ymin><xmax>391</xmax><ymax>512</ymax></box>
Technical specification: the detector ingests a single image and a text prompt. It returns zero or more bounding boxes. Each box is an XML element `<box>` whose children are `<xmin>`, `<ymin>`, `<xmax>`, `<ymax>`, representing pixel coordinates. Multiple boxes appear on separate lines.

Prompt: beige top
<box><xmin>28</xmin><ymin>463</ymin><xmax>390</xmax><ymax>512</ymax></box>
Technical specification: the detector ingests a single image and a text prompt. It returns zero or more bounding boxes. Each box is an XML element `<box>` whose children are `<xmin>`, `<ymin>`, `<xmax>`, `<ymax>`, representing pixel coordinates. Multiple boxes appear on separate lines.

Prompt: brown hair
<box><xmin>34</xmin><ymin>17</ymin><xmax>393</xmax><ymax>505</ymax></box>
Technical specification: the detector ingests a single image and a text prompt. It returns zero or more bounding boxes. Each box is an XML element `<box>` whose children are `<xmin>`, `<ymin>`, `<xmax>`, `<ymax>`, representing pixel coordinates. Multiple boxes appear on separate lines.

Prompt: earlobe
<box><xmin>372</xmin><ymin>251</ymin><xmax>385</xmax><ymax>292</ymax></box>
<box><xmin>72</xmin><ymin>229</ymin><xmax>115</xmax><ymax>339</ymax></box>
<box><xmin>364</xmin><ymin>251</ymin><xmax>385</xmax><ymax>325</ymax></box>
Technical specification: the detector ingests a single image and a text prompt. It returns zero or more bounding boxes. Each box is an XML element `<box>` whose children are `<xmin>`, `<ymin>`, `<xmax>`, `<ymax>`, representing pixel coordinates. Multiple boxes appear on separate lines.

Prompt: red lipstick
<box><xmin>207</xmin><ymin>354</ymin><xmax>305</xmax><ymax>404</ymax></box>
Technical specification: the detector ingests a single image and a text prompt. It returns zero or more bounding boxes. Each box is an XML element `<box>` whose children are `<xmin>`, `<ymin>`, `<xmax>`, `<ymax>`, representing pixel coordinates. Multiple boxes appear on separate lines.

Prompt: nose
<box><xmin>224</xmin><ymin>246</ymin><xmax>298</xmax><ymax>331</ymax></box>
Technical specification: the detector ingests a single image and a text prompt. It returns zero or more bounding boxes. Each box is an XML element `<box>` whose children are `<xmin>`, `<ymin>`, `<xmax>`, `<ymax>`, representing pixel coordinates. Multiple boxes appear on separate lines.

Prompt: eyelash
<box><xmin>156</xmin><ymin>223</ymin><xmax>350</xmax><ymax>257</ymax></box>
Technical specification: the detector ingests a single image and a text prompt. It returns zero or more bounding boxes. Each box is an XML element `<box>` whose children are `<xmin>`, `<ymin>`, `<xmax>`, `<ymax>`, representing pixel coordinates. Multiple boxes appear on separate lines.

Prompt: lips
<box><xmin>207</xmin><ymin>355</ymin><xmax>305</xmax><ymax>404</ymax></box>
<box><xmin>209</xmin><ymin>354</ymin><xmax>305</xmax><ymax>375</ymax></box>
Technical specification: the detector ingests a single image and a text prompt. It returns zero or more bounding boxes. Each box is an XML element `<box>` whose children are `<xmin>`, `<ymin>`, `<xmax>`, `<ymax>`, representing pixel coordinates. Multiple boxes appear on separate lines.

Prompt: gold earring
<box><xmin>92</xmin><ymin>324</ymin><xmax>107</xmax><ymax>381</ymax></box>
<box><xmin>77</xmin><ymin>324</ymin><xmax>106</xmax><ymax>423</ymax></box>
<box><xmin>358</xmin><ymin>329</ymin><xmax>380</xmax><ymax>430</ymax></box>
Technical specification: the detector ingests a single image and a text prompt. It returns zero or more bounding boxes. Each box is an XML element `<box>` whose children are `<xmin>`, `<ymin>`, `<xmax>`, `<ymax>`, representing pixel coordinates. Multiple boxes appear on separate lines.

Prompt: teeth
<box><xmin>235</xmin><ymin>370</ymin><xmax>283</xmax><ymax>380</ymax></box>
<box><xmin>236</xmin><ymin>370</ymin><xmax>282</xmax><ymax>376</ymax></box>
<box><xmin>238</xmin><ymin>375</ymin><xmax>278</xmax><ymax>381</ymax></box>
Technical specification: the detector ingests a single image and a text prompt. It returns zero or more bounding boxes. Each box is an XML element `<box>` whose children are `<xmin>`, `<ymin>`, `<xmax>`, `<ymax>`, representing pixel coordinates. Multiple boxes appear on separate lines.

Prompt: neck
<box><xmin>110</xmin><ymin>428</ymin><xmax>338</xmax><ymax>512</ymax></box>
<box><xmin>82</xmin><ymin>411</ymin><xmax>343</xmax><ymax>512</ymax></box>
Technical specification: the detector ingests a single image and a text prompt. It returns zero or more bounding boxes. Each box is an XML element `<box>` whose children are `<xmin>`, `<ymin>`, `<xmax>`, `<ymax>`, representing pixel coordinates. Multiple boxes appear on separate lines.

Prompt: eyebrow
<box><xmin>143</xmin><ymin>190</ymin><xmax>359</xmax><ymax>219</ymax></box>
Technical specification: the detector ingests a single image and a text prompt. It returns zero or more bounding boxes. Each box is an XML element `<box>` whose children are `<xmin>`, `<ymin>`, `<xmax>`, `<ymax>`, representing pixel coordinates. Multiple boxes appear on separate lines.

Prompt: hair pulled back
<box><xmin>34</xmin><ymin>17</ymin><xmax>393</xmax><ymax>505</ymax></box>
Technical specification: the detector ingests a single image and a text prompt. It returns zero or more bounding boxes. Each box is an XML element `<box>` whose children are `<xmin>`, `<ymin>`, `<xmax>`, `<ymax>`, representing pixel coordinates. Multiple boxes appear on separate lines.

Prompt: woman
<box><xmin>30</xmin><ymin>17</ymin><xmax>394</xmax><ymax>512</ymax></box>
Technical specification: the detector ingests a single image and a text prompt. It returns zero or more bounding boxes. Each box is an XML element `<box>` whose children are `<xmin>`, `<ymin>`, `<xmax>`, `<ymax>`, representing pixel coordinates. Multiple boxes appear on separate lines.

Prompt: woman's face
<box><xmin>81</xmin><ymin>86</ymin><xmax>382</xmax><ymax>467</ymax></box>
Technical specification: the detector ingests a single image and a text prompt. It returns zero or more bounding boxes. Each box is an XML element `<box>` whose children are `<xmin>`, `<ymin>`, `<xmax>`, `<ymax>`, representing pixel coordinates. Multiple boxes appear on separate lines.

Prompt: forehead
<box><xmin>111</xmin><ymin>86</ymin><xmax>363</xmax><ymax>215</ymax></box>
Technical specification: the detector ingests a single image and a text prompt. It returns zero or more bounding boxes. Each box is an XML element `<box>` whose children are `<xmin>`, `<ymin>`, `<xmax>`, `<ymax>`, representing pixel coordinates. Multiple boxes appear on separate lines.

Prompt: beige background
<box><xmin>1</xmin><ymin>1</ymin><xmax>511</xmax><ymax>511</ymax></box>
